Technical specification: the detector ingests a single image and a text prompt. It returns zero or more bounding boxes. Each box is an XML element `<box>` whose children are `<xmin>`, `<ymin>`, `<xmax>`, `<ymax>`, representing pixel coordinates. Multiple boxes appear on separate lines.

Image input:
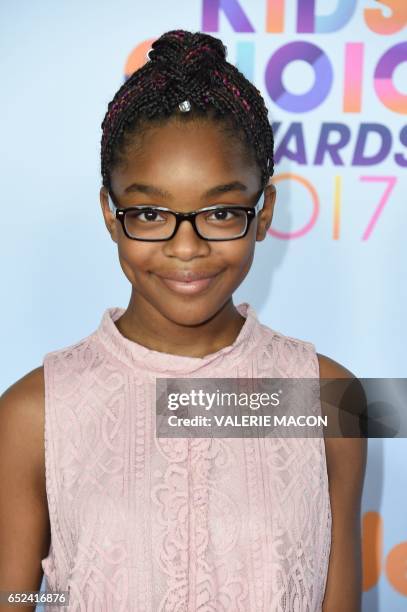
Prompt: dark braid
<box><xmin>100</xmin><ymin>30</ymin><xmax>274</xmax><ymax>191</ymax></box>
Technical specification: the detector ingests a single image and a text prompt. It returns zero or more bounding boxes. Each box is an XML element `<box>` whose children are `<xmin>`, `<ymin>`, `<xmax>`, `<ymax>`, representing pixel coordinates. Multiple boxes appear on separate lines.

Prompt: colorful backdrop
<box><xmin>0</xmin><ymin>1</ymin><xmax>406</xmax><ymax>610</ymax></box>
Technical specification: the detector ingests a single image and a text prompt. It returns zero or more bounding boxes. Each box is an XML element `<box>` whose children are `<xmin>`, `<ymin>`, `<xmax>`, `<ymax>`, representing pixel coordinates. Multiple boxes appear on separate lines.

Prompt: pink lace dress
<box><xmin>41</xmin><ymin>302</ymin><xmax>331</xmax><ymax>611</ymax></box>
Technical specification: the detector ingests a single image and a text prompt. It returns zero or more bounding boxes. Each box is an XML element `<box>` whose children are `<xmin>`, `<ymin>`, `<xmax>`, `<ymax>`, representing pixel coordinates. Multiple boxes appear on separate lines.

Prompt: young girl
<box><xmin>0</xmin><ymin>29</ymin><xmax>366</xmax><ymax>612</ymax></box>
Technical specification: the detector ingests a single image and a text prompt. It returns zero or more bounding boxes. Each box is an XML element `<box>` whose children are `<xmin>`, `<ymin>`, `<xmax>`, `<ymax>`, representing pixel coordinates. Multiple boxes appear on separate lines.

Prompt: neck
<box><xmin>114</xmin><ymin>292</ymin><xmax>246</xmax><ymax>358</ymax></box>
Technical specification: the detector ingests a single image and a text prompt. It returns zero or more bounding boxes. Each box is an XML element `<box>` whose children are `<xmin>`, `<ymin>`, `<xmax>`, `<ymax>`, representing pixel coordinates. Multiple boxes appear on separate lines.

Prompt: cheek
<box><xmin>233</xmin><ymin>242</ymin><xmax>256</xmax><ymax>282</ymax></box>
<box><xmin>222</xmin><ymin>237</ymin><xmax>256</xmax><ymax>270</ymax></box>
<box><xmin>116</xmin><ymin>238</ymin><xmax>158</xmax><ymax>284</ymax></box>
<box><xmin>209</xmin><ymin>239</ymin><xmax>256</xmax><ymax>292</ymax></box>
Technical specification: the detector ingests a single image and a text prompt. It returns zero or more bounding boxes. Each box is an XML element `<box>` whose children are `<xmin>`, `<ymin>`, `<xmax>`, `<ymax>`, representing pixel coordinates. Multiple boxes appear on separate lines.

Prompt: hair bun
<box><xmin>148</xmin><ymin>30</ymin><xmax>227</xmax><ymax>69</ymax></box>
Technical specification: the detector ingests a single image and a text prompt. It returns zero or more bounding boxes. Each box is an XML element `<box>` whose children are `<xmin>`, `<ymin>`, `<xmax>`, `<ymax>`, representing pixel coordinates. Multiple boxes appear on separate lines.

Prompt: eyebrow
<box><xmin>124</xmin><ymin>181</ymin><xmax>248</xmax><ymax>200</ymax></box>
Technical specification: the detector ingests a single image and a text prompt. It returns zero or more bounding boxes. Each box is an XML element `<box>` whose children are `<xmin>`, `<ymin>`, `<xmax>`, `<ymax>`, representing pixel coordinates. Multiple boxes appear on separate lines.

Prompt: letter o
<box><xmin>374</xmin><ymin>42</ymin><xmax>407</xmax><ymax>114</ymax></box>
<box><xmin>265</xmin><ymin>42</ymin><xmax>333</xmax><ymax>112</ymax></box>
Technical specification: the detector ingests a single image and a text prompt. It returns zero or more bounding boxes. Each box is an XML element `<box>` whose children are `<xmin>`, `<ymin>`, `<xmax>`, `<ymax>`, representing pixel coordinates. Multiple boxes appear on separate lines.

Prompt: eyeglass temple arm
<box><xmin>107</xmin><ymin>192</ymin><xmax>117</xmax><ymax>214</ymax></box>
<box><xmin>254</xmin><ymin>190</ymin><xmax>265</xmax><ymax>214</ymax></box>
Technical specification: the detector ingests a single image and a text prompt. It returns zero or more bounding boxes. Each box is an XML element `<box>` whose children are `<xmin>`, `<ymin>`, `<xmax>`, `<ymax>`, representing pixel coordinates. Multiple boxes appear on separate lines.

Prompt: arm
<box><xmin>317</xmin><ymin>354</ymin><xmax>367</xmax><ymax>612</ymax></box>
<box><xmin>0</xmin><ymin>367</ymin><xmax>50</xmax><ymax>612</ymax></box>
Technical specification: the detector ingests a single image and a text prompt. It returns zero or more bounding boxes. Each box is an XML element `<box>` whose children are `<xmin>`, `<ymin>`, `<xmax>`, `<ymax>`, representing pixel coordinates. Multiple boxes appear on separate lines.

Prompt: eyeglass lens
<box><xmin>124</xmin><ymin>207</ymin><xmax>249</xmax><ymax>240</ymax></box>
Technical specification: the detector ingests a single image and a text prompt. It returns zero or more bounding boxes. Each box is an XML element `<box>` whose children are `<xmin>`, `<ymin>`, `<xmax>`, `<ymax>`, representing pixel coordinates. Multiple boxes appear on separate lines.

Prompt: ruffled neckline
<box><xmin>95</xmin><ymin>302</ymin><xmax>260</xmax><ymax>375</ymax></box>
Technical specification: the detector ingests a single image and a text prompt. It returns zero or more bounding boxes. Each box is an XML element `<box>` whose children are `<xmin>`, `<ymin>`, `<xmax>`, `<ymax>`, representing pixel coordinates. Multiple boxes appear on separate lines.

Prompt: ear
<box><xmin>100</xmin><ymin>186</ymin><xmax>118</xmax><ymax>243</ymax></box>
<box><xmin>256</xmin><ymin>181</ymin><xmax>276</xmax><ymax>242</ymax></box>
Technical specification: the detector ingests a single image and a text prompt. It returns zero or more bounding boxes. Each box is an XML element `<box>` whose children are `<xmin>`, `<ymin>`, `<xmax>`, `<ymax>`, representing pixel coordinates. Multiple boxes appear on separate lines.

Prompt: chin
<box><xmin>158</xmin><ymin>298</ymin><xmax>224</xmax><ymax>327</ymax></box>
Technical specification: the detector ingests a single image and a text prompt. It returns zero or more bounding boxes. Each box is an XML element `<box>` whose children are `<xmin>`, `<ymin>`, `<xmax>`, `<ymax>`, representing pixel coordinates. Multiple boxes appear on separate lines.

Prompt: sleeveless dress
<box><xmin>41</xmin><ymin>302</ymin><xmax>332</xmax><ymax>611</ymax></box>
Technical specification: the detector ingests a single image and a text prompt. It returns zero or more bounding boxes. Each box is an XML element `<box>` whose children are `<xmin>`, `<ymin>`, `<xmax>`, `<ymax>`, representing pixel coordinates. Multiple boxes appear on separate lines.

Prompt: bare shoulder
<box><xmin>0</xmin><ymin>366</ymin><xmax>46</xmax><ymax>489</ymax></box>
<box><xmin>317</xmin><ymin>352</ymin><xmax>354</xmax><ymax>379</ymax></box>
<box><xmin>1</xmin><ymin>365</ymin><xmax>45</xmax><ymax>399</ymax></box>
<box><xmin>0</xmin><ymin>365</ymin><xmax>45</xmax><ymax>428</ymax></box>
<box><xmin>0</xmin><ymin>366</ymin><xmax>50</xmax><ymax>593</ymax></box>
<box><xmin>316</xmin><ymin>354</ymin><xmax>367</xmax><ymax>609</ymax></box>
<box><xmin>316</xmin><ymin>352</ymin><xmax>367</xmax><ymax>501</ymax></box>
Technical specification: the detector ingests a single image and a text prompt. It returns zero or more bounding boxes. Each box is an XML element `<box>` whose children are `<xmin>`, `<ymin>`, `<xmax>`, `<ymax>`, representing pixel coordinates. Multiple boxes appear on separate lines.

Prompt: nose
<box><xmin>162</xmin><ymin>218</ymin><xmax>210</xmax><ymax>260</ymax></box>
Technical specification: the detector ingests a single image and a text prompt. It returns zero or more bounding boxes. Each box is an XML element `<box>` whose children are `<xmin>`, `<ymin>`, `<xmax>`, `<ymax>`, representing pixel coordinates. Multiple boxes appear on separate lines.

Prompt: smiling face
<box><xmin>100</xmin><ymin>117</ymin><xmax>276</xmax><ymax>327</ymax></box>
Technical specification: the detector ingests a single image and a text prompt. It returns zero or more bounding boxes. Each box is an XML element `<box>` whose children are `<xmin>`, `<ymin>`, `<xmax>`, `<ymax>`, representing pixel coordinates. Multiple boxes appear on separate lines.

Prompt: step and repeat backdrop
<box><xmin>1</xmin><ymin>1</ymin><xmax>406</xmax><ymax>610</ymax></box>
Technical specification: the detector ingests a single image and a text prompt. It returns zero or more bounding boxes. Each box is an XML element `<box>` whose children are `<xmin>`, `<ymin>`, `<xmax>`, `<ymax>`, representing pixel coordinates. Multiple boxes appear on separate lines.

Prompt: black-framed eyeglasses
<box><xmin>107</xmin><ymin>189</ymin><xmax>265</xmax><ymax>241</ymax></box>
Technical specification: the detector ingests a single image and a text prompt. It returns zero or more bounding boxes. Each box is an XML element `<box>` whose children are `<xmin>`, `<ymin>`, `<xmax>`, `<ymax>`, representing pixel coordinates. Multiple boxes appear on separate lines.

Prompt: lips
<box><xmin>158</xmin><ymin>270</ymin><xmax>220</xmax><ymax>282</ymax></box>
<box><xmin>155</xmin><ymin>270</ymin><xmax>221</xmax><ymax>295</ymax></box>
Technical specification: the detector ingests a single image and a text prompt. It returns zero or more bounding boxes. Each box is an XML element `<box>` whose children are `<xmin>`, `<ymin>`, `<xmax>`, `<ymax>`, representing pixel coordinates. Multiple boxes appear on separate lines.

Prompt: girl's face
<box><xmin>100</xmin><ymin>119</ymin><xmax>275</xmax><ymax>326</ymax></box>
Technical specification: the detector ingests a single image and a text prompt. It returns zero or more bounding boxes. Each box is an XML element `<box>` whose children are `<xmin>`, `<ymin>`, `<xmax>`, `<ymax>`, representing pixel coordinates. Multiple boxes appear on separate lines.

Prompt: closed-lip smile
<box><xmin>158</xmin><ymin>270</ymin><xmax>220</xmax><ymax>282</ymax></box>
<box><xmin>155</xmin><ymin>270</ymin><xmax>222</xmax><ymax>294</ymax></box>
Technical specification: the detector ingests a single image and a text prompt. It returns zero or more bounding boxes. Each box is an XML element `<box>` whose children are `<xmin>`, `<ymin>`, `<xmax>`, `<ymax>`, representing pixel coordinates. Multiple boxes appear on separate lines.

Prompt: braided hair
<box><xmin>100</xmin><ymin>29</ymin><xmax>274</xmax><ymax>192</ymax></box>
